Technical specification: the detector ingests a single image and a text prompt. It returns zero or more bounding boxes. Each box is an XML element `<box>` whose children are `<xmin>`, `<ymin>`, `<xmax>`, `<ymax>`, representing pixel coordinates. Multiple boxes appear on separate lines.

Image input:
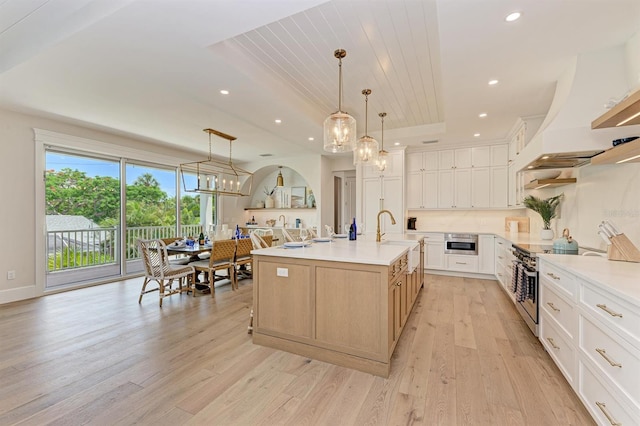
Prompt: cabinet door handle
<box><xmin>546</xmin><ymin>337</ymin><xmax>560</xmax><ymax>350</ymax></box>
<box><xmin>595</xmin><ymin>348</ymin><xmax>622</xmax><ymax>368</ymax></box>
<box><xmin>396</xmin><ymin>281</ymin><xmax>402</xmax><ymax>287</ymax></box>
<box><xmin>595</xmin><ymin>402</ymin><xmax>622</xmax><ymax>426</ymax></box>
<box><xmin>596</xmin><ymin>304</ymin><xmax>623</xmax><ymax>318</ymax></box>
<box><xmin>546</xmin><ymin>272</ymin><xmax>560</xmax><ymax>280</ymax></box>
<box><xmin>498</xmin><ymin>256</ymin><xmax>503</xmax><ymax>259</ymax></box>
<box><xmin>455</xmin><ymin>262</ymin><xmax>467</xmax><ymax>265</ymax></box>
<box><xmin>546</xmin><ymin>302</ymin><xmax>560</xmax><ymax>312</ymax></box>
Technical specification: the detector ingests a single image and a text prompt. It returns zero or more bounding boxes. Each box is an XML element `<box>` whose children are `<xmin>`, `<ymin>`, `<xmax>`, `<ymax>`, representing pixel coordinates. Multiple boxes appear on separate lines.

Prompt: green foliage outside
<box><xmin>46</xmin><ymin>168</ymin><xmax>202</xmax><ymax>227</ymax></box>
<box><xmin>46</xmin><ymin>169</ymin><xmax>208</xmax><ymax>268</ymax></box>
<box><xmin>48</xmin><ymin>247</ymin><xmax>113</xmax><ymax>270</ymax></box>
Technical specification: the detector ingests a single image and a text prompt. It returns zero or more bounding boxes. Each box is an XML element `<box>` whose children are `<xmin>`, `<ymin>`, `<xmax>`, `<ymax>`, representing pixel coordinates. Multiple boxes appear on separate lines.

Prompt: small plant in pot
<box><xmin>263</xmin><ymin>186</ymin><xmax>276</xmax><ymax>209</ymax></box>
<box><xmin>523</xmin><ymin>194</ymin><xmax>563</xmax><ymax>240</ymax></box>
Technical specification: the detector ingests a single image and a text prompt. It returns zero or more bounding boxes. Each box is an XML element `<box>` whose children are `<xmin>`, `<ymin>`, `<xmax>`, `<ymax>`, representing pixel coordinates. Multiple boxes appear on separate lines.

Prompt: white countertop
<box><xmin>538</xmin><ymin>254</ymin><xmax>640</xmax><ymax>306</ymax></box>
<box><xmin>252</xmin><ymin>233</ymin><xmax>422</xmax><ymax>266</ymax></box>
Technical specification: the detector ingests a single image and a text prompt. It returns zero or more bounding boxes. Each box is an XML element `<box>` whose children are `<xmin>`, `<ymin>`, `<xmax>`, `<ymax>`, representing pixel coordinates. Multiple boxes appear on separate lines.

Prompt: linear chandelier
<box><xmin>179</xmin><ymin>128</ymin><xmax>253</xmax><ymax>196</ymax></box>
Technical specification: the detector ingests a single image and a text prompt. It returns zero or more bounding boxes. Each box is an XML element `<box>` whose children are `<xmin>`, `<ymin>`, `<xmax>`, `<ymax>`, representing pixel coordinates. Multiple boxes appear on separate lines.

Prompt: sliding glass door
<box><xmin>45</xmin><ymin>150</ymin><xmax>121</xmax><ymax>288</ymax></box>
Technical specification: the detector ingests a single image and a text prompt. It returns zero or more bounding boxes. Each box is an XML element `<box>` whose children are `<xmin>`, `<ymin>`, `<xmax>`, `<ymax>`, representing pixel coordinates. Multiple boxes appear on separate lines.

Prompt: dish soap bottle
<box><xmin>349</xmin><ymin>217</ymin><xmax>357</xmax><ymax>240</ymax></box>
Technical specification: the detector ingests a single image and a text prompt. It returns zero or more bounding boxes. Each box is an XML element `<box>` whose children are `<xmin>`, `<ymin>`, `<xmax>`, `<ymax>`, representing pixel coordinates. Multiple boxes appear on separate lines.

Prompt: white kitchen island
<box><xmin>251</xmin><ymin>236</ymin><xmax>424</xmax><ymax>377</ymax></box>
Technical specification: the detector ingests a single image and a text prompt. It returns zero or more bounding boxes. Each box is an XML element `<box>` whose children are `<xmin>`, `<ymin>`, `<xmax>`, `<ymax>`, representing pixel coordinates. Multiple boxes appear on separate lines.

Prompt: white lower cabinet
<box><xmin>445</xmin><ymin>254</ymin><xmax>478</xmax><ymax>273</ymax></box>
<box><xmin>494</xmin><ymin>237</ymin><xmax>513</xmax><ymax>293</ymax></box>
<box><xmin>423</xmin><ymin>233</ymin><xmax>444</xmax><ymax>269</ymax></box>
<box><xmin>579</xmin><ymin>360</ymin><xmax>638</xmax><ymax>426</ymax></box>
<box><xmin>478</xmin><ymin>234</ymin><xmax>494</xmax><ymax>274</ymax></box>
<box><xmin>539</xmin><ymin>258</ymin><xmax>640</xmax><ymax>426</ymax></box>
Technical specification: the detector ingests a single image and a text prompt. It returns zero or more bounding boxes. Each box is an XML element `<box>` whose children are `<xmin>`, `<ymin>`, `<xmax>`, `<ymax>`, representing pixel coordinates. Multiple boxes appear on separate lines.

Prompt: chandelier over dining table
<box><xmin>179</xmin><ymin>128</ymin><xmax>253</xmax><ymax>196</ymax></box>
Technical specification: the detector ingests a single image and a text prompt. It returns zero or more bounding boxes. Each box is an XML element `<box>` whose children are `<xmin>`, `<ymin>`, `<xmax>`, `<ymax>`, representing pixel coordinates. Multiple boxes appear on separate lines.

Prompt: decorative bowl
<box><xmin>266</xmin><ymin>219</ymin><xmax>276</xmax><ymax>227</ymax></box>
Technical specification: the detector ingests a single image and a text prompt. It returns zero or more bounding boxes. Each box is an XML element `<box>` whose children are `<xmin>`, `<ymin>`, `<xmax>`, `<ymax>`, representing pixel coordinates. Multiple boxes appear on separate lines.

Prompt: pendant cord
<box><xmin>364</xmin><ymin>92</ymin><xmax>369</xmax><ymax>135</ymax></box>
<box><xmin>338</xmin><ymin>57</ymin><xmax>343</xmax><ymax>112</ymax></box>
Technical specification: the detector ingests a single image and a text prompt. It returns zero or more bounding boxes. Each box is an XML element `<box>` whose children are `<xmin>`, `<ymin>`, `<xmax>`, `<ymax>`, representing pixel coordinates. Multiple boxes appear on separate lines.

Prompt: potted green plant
<box><xmin>523</xmin><ymin>194</ymin><xmax>563</xmax><ymax>240</ymax></box>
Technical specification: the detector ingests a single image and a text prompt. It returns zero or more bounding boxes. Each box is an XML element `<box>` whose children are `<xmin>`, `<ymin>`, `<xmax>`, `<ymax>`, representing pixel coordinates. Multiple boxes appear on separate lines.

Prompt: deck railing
<box><xmin>47</xmin><ymin>225</ymin><xmax>203</xmax><ymax>272</ymax></box>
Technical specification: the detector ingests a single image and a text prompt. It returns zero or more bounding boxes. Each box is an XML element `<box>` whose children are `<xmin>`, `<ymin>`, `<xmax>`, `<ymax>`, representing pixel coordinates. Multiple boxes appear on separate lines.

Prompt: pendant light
<box><xmin>353</xmin><ymin>89</ymin><xmax>379</xmax><ymax>165</ymax></box>
<box><xmin>323</xmin><ymin>49</ymin><xmax>357</xmax><ymax>153</ymax></box>
<box><xmin>276</xmin><ymin>166</ymin><xmax>284</xmax><ymax>187</ymax></box>
<box><xmin>376</xmin><ymin>112</ymin><xmax>388</xmax><ymax>171</ymax></box>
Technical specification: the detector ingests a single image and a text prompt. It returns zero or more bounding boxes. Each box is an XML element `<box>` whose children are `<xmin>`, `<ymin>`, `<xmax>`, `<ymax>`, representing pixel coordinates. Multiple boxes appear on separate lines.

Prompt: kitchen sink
<box><xmin>380</xmin><ymin>240</ymin><xmax>420</xmax><ymax>272</ymax></box>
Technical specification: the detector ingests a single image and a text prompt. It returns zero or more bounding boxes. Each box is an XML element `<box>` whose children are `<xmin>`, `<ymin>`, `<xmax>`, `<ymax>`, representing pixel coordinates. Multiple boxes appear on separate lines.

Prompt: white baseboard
<box><xmin>424</xmin><ymin>268</ymin><xmax>496</xmax><ymax>280</ymax></box>
<box><xmin>0</xmin><ymin>285</ymin><xmax>40</xmax><ymax>305</ymax></box>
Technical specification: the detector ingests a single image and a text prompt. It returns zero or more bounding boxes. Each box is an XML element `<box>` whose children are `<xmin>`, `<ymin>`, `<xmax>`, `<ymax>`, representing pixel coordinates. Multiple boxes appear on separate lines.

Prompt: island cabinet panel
<box><xmin>255</xmin><ymin>260</ymin><xmax>313</xmax><ymax>339</ymax></box>
<box><xmin>315</xmin><ymin>266</ymin><xmax>384</xmax><ymax>360</ymax></box>
<box><xmin>253</xmin><ymin>250</ymin><xmax>417</xmax><ymax>378</ymax></box>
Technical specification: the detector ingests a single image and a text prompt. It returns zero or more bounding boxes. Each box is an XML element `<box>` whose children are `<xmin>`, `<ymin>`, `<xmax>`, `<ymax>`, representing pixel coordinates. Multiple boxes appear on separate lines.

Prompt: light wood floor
<box><xmin>0</xmin><ymin>274</ymin><xmax>594</xmax><ymax>425</ymax></box>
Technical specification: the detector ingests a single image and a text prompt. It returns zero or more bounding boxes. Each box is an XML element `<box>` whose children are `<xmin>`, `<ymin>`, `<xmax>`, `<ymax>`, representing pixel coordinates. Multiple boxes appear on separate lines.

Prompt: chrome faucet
<box><xmin>278</xmin><ymin>214</ymin><xmax>286</xmax><ymax>227</ymax></box>
<box><xmin>376</xmin><ymin>209</ymin><xmax>396</xmax><ymax>242</ymax></box>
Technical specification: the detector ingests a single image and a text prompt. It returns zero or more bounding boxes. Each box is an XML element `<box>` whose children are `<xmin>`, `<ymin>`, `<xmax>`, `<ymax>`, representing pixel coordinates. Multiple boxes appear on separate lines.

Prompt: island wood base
<box><xmin>253</xmin><ymin>332</ymin><xmax>391</xmax><ymax>377</ymax></box>
<box><xmin>251</xmin><ymin>240</ymin><xmax>424</xmax><ymax>377</ymax></box>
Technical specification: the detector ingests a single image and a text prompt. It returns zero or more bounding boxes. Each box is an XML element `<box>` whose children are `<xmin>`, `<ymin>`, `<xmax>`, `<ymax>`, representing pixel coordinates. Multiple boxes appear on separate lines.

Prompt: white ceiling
<box><xmin>1</xmin><ymin>0</ymin><xmax>639</xmax><ymax>162</ymax></box>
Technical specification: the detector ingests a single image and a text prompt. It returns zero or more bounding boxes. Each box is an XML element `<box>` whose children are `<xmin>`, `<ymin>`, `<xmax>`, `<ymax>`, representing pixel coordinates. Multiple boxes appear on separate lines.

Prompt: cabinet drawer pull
<box><xmin>546</xmin><ymin>272</ymin><xmax>560</xmax><ymax>280</ymax></box>
<box><xmin>396</xmin><ymin>281</ymin><xmax>402</xmax><ymax>287</ymax></box>
<box><xmin>596</xmin><ymin>348</ymin><xmax>622</xmax><ymax>368</ymax></box>
<box><xmin>546</xmin><ymin>302</ymin><xmax>560</xmax><ymax>312</ymax></box>
<box><xmin>596</xmin><ymin>304</ymin><xmax>623</xmax><ymax>318</ymax></box>
<box><xmin>546</xmin><ymin>337</ymin><xmax>560</xmax><ymax>350</ymax></box>
<box><xmin>455</xmin><ymin>262</ymin><xmax>467</xmax><ymax>265</ymax></box>
<box><xmin>498</xmin><ymin>256</ymin><xmax>503</xmax><ymax>259</ymax></box>
<box><xmin>595</xmin><ymin>402</ymin><xmax>621</xmax><ymax>426</ymax></box>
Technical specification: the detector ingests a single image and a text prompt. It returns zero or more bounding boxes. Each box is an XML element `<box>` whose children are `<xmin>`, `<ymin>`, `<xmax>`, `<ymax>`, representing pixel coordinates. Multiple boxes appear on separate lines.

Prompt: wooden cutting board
<box><xmin>504</xmin><ymin>217</ymin><xmax>530</xmax><ymax>233</ymax></box>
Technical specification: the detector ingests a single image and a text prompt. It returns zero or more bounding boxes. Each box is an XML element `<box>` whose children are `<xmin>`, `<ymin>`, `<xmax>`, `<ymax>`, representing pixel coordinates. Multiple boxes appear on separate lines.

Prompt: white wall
<box><xmin>551</xmin><ymin>163</ymin><xmax>640</xmax><ymax>251</ymax></box>
<box><xmin>0</xmin><ymin>107</ymin><xmax>203</xmax><ymax>304</ymax></box>
<box><xmin>405</xmin><ymin>209</ymin><xmax>523</xmax><ymax>233</ymax></box>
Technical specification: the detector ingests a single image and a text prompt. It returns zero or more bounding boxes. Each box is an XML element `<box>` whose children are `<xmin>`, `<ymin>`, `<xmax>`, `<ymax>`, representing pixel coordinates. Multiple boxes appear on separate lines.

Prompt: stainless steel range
<box><xmin>511</xmin><ymin>244</ymin><xmax>541</xmax><ymax>336</ymax></box>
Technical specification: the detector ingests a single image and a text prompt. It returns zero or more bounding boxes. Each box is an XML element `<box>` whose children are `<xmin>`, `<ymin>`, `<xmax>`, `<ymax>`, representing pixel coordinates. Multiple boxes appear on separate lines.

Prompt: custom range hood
<box><xmin>514</xmin><ymin>46</ymin><xmax>640</xmax><ymax>172</ymax></box>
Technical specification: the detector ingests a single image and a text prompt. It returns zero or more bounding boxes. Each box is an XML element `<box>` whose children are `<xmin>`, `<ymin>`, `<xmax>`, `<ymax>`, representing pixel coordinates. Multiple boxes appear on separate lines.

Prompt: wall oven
<box><xmin>444</xmin><ymin>233</ymin><xmax>478</xmax><ymax>255</ymax></box>
<box><xmin>511</xmin><ymin>245</ymin><xmax>539</xmax><ymax>336</ymax></box>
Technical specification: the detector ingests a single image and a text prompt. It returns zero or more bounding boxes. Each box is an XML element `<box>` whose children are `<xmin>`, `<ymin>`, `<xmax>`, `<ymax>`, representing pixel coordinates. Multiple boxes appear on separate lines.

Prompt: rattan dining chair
<box><xmin>281</xmin><ymin>228</ymin><xmax>300</xmax><ymax>242</ymax></box>
<box><xmin>234</xmin><ymin>238</ymin><xmax>254</xmax><ymax>286</ymax></box>
<box><xmin>138</xmin><ymin>239</ymin><xmax>195</xmax><ymax>307</ymax></box>
<box><xmin>189</xmin><ymin>239</ymin><xmax>236</xmax><ymax>297</ymax></box>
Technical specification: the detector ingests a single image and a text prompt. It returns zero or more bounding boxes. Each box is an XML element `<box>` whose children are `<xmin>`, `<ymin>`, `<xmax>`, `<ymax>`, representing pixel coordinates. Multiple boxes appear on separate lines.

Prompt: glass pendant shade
<box><xmin>376</xmin><ymin>111</ymin><xmax>388</xmax><ymax>171</ymax></box>
<box><xmin>324</xmin><ymin>49</ymin><xmax>357</xmax><ymax>153</ymax></box>
<box><xmin>354</xmin><ymin>135</ymin><xmax>379</xmax><ymax>165</ymax></box>
<box><xmin>354</xmin><ymin>89</ymin><xmax>379</xmax><ymax>165</ymax></box>
<box><xmin>323</xmin><ymin>112</ymin><xmax>357</xmax><ymax>153</ymax></box>
<box><xmin>376</xmin><ymin>149</ymin><xmax>388</xmax><ymax>171</ymax></box>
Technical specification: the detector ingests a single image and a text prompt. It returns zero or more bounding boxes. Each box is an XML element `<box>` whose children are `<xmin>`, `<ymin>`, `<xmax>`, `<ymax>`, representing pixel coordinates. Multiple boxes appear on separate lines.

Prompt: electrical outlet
<box><xmin>276</xmin><ymin>268</ymin><xmax>288</xmax><ymax>277</ymax></box>
<box><xmin>7</xmin><ymin>270</ymin><xmax>16</xmax><ymax>280</ymax></box>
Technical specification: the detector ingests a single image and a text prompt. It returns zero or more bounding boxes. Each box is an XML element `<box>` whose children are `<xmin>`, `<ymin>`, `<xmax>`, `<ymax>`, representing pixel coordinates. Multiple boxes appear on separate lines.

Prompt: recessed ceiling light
<box><xmin>505</xmin><ymin>12</ymin><xmax>521</xmax><ymax>22</ymax></box>
<box><xmin>220</xmin><ymin>90</ymin><xmax>229</xmax><ymax>95</ymax></box>
<box><xmin>479</xmin><ymin>113</ymin><xmax>487</xmax><ymax>118</ymax></box>
<box><xmin>488</xmin><ymin>79</ymin><xmax>499</xmax><ymax>86</ymax></box>
<box><xmin>308</xmin><ymin>137</ymin><xmax>314</xmax><ymax>141</ymax></box>
<box><xmin>394</xmin><ymin>142</ymin><xmax>400</xmax><ymax>146</ymax></box>
<box><xmin>474</xmin><ymin>133</ymin><xmax>480</xmax><ymax>137</ymax></box>
<box><xmin>275</xmin><ymin>119</ymin><xmax>282</xmax><ymax>124</ymax></box>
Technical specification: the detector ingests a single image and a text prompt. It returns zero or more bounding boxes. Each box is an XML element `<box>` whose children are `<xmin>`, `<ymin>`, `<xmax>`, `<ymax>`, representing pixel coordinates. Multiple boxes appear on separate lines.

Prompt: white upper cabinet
<box><xmin>491</xmin><ymin>144</ymin><xmax>509</xmax><ymax>166</ymax></box>
<box><xmin>439</xmin><ymin>150</ymin><xmax>454</xmax><ymax>169</ymax></box>
<box><xmin>362</xmin><ymin>150</ymin><xmax>403</xmax><ymax>178</ymax></box>
<box><xmin>455</xmin><ymin>148</ymin><xmax>472</xmax><ymax>169</ymax></box>
<box><xmin>472</xmin><ymin>146</ymin><xmax>491</xmax><ymax>167</ymax></box>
